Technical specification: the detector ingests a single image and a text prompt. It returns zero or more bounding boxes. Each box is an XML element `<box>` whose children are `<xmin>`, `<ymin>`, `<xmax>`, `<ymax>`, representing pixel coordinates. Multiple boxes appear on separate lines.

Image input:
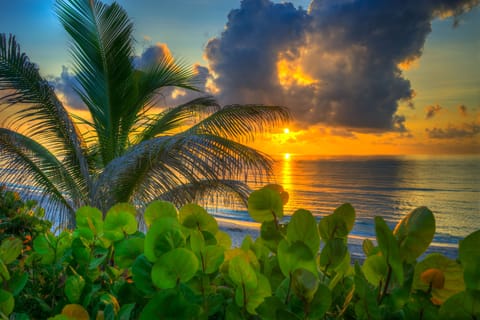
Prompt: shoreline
<box><xmin>217</xmin><ymin>218</ymin><xmax>458</xmax><ymax>261</ymax></box>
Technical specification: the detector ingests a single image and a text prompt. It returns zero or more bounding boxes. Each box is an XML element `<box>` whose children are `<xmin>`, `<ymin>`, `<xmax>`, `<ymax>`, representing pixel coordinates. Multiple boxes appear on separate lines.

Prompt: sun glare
<box><xmin>284</xmin><ymin>128</ymin><xmax>290</xmax><ymax>134</ymax></box>
<box><xmin>284</xmin><ymin>153</ymin><xmax>291</xmax><ymax>160</ymax></box>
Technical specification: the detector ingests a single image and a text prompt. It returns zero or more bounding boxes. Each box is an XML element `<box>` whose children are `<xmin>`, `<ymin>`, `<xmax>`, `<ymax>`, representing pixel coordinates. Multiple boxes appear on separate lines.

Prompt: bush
<box><xmin>0</xmin><ymin>184</ymin><xmax>478</xmax><ymax>319</ymax></box>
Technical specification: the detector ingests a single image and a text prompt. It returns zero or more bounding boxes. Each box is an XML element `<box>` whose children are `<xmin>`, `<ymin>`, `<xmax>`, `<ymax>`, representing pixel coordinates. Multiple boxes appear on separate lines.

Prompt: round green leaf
<box><xmin>0</xmin><ymin>289</ymin><xmax>13</xmax><ymax>316</ymax></box>
<box><xmin>248</xmin><ymin>187</ymin><xmax>284</xmax><ymax>222</ymax></box>
<box><xmin>132</xmin><ymin>255</ymin><xmax>156</xmax><ymax>295</ymax></box>
<box><xmin>179</xmin><ymin>203</ymin><xmax>218</xmax><ymax>234</ymax></box>
<box><xmin>375</xmin><ymin>216</ymin><xmax>403</xmax><ymax>285</ymax></box>
<box><xmin>201</xmin><ymin>245</ymin><xmax>225</xmax><ymax>274</ymax></box>
<box><xmin>114</xmin><ymin>237</ymin><xmax>145</xmax><ymax>269</ymax></box>
<box><xmin>9</xmin><ymin>271</ymin><xmax>28</xmax><ymax>296</ymax></box>
<box><xmin>292</xmin><ymin>268</ymin><xmax>319</xmax><ymax>302</ymax></box>
<box><xmin>440</xmin><ymin>290</ymin><xmax>480</xmax><ymax>320</ymax></box>
<box><xmin>75</xmin><ymin>206</ymin><xmax>104</xmax><ymax>235</ymax></box>
<box><xmin>393</xmin><ymin>206</ymin><xmax>435</xmax><ymax>263</ymax></box>
<box><xmin>139</xmin><ymin>289</ymin><xmax>201</xmax><ymax>320</ymax></box>
<box><xmin>151</xmin><ymin>248</ymin><xmax>199</xmax><ymax>289</ymax></box>
<box><xmin>144</xmin><ymin>217</ymin><xmax>185</xmax><ymax>262</ymax></box>
<box><xmin>277</xmin><ymin>240</ymin><xmax>317</xmax><ymax>277</ymax></box>
<box><xmin>459</xmin><ymin>230</ymin><xmax>480</xmax><ymax>291</ymax></box>
<box><xmin>229</xmin><ymin>255</ymin><xmax>258</xmax><ymax>290</ymax></box>
<box><xmin>263</xmin><ymin>184</ymin><xmax>289</xmax><ymax>205</ymax></box>
<box><xmin>320</xmin><ymin>238</ymin><xmax>348</xmax><ymax>270</ymax></box>
<box><xmin>33</xmin><ymin>233</ymin><xmax>56</xmax><ymax>264</ymax></box>
<box><xmin>362</xmin><ymin>254</ymin><xmax>387</xmax><ymax>286</ymax></box>
<box><xmin>215</xmin><ymin>230</ymin><xmax>232</xmax><ymax>249</ymax></box>
<box><xmin>0</xmin><ymin>238</ymin><xmax>22</xmax><ymax>265</ymax></box>
<box><xmin>104</xmin><ymin>203</ymin><xmax>138</xmax><ymax>242</ymax></box>
<box><xmin>309</xmin><ymin>283</ymin><xmax>332</xmax><ymax>319</ymax></box>
<box><xmin>235</xmin><ymin>273</ymin><xmax>272</xmax><ymax>315</ymax></box>
<box><xmin>333</xmin><ymin>203</ymin><xmax>356</xmax><ymax>233</ymax></box>
<box><xmin>65</xmin><ymin>275</ymin><xmax>85</xmax><ymax>304</ymax></box>
<box><xmin>287</xmin><ymin>209</ymin><xmax>320</xmax><ymax>255</ymax></box>
<box><xmin>144</xmin><ymin>200</ymin><xmax>178</xmax><ymax>228</ymax></box>
<box><xmin>413</xmin><ymin>253</ymin><xmax>464</xmax><ymax>304</ymax></box>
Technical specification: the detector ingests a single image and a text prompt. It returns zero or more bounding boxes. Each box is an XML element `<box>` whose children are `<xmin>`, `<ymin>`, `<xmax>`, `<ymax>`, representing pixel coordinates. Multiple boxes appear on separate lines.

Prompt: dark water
<box><xmin>213</xmin><ymin>155</ymin><xmax>480</xmax><ymax>248</ymax></box>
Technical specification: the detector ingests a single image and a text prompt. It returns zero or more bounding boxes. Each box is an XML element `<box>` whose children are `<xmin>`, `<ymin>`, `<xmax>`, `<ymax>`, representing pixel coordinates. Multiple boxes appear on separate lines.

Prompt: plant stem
<box><xmin>379</xmin><ymin>264</ymin><xmax>392</xmax><ymax>303</ymax></box>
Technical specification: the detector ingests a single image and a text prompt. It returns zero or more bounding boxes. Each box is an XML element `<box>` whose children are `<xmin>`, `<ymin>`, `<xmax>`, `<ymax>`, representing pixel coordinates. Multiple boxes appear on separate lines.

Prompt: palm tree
<box><xmin>0</xmin><ymin>0</ymin><xmax>289</xmax><ymax>227</ymax></box>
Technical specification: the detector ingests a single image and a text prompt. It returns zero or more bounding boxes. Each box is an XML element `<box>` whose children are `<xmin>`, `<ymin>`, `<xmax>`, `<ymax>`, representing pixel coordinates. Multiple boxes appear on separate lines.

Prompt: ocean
<box><xmin>212</xmin><ymin>155</ymin><xmax>480</xmax><ymax>251</ymax></box>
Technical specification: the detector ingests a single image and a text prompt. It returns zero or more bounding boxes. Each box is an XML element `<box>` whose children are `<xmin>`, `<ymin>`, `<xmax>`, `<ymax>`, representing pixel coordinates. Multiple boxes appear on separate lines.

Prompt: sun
<box><xmin>283</xmin><ymin>128</ymin><xmax>290</xmax><ymax>134</ymax></box>
<box><xmin>284</xmin><ymin>153</ymin><xmax>291</xmax><ymax>160</ymax></box>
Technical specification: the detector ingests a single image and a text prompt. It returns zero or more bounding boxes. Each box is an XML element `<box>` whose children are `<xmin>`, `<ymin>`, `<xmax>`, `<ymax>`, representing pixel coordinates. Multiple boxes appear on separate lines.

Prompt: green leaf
<box><xmin>292</xmin><ymin>268</ymin><xmax>318</xmax><ymax>303</ymax></box>
<box><xmin>114</xmin><ymin>237</ymin><xmax>144</xmax><ymax>269</ymax></box>
<box><xmin>362</xmin><ymin>254</ymin><xmax>387</xmax><ymax>286</ymax></box>
<box><xmin>201</xmin><ymin>245</ymin><xmax>225</xmax><ymax>274</ymax></box>
<box><xmin>277</xmin><ymin>240</ymin><xmax>317</xmax><ymax>277</ymax></box>
<box><xmin>362</xmin><ymin>238</ymin><xmax>376</xmax><ymax>257</ymax></box>
<box><xmin>0</xmin><ymin>289</ymin><xmax>14</xmax><ymax>316</ymax></box>
<box><xmin>229</xmin><ymin>255</ymin><xmax>258</xmax><ymax>290</ymax></box>
<box><xmin>263</xmin><ymin>184</ymin><xmax>289</xmax><ymax>205</ymax></box>
<box><xmin>320</xmin><ymin>238</ymin><xmax>348</xmax><ymax>270</ymax></box>
<box><xmin>144</xmin><ymin>217</ymin><xmax>185</xmax><ymax>262</ymax></box>
<box><xmin>179</xmin><ymin>203</ymin><xmax>218</xmax><ymax>235</ymax></box>
<box><xmin>65</xmin><ymin>275</ymin><xmax>85</xmax><ymax>304</ymax></box>
<box><xmin>151</xmin><ymin>248</ymin><xmax>199</xmax><ymax>289</ymax></box>
<box><xmin>308</xmin><ymin>283</ymin><xmax>332</xmax><ymax>319</ymax></box>
<box><xmin>333</xmin><ymin>203</ymin><xmax>356</xmax><ymax>233</ymax></box>
<box><xmin>235</xmin><ymin>273</ymin><xmax>272</xmax><ymax>315</ymax></box>
<box><xmin>439</xmin><ymin>290</ymin><xmax>480</xmax><ymax>320</ymax></box>
<box><xmin>394</xmin><ymin>206</ymin><xmax>435</xmax><ymax>263</ymax></box>
<box><xmin>0</xmin><ymin>260</ymin><xmax>10</xmax><ymax>283</ymax></box>
<box><xmin>33</xmin><ymin>233</ymin><xmax>56</xmax><ymax>264</ymax></box>
<box><xmin>139</xmin><ymin>290</ymin><xmax>200</xmax><ymax>320</ymax></box>
<box><xmin>459</xmin><ymin>230</ymin><xmax>480</xmax><ymax>291</ymax></box>
<box><xmin>75</xmin><ymin>206</ymin><xmax>104</xmax><ymax>236</ymax></box>
<box><xmin>132</xmin><ymin>255</ymin><xmax>156</xmax><ymax>295</ymax></box>
<box><xmin>103</xmin><ymin>203</ymin><xmax>138</xmax><ymax>242</ymax></box>
<box><xmin>413</xmin><ymin>253</ymin><xmax>464</xmax><ymax>304</ymax></box>
<box><xmin>248</xmin><ymin>187</ymin><xmax>283</xmax><ymax>222</ymax></box>
<box><xmin>318</xmin><ymin>203</ymin><xmax>355</xmax><ymax>241</ymax></box>
<box><xmin>215</xmin><ymin>230</ymin><xmax>232</xmax><ymax>249</ymax></box>
<box><xmin>287</xmin><ymin>209</ymin><xmax>320</xmax><ymax>255</ymax></box>
<box><xmin>0</xmin><ymin>238</ymin><xmax>23</xmax><ymax>264</ymax></box>
<box><xmin>8</xmin><ymin>271</ymin><xmax>28</xmax><ymax>296</ymax></box>
<box><xmin>375</xmin><ymin>217</ymin><xmax>403</xmax><ymax>285</ymax></box>
<box><xmin>144</xmin><ymin>200</ymin><xmax>178</xmax><ymax>228</ymax></box>
<box><xmin>60</xmin><ymin>304</ymin><xmax>89</xmax><ymax>320</ymax></box>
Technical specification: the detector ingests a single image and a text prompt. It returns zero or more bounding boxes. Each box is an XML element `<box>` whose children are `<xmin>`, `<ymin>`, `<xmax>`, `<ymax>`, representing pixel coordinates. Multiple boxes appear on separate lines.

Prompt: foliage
<box><xmin>0</xmin><ymin>185</ymin><xmax>478</xmax><ymax>319</ymax></box>
<box><xmin>0</xmin><ymin>0</ymin><xmax>289</xmax><ymax>227</ymax></box>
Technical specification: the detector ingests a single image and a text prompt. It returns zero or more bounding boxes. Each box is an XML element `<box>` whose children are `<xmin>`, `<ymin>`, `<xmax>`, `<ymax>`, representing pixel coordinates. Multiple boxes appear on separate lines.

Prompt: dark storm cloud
<box><xmin>204</xmin><ymin>0</ymin><xmax>478</xmax><ymax>132</ymax></box>
<box><xmin>49</xmin><ymin>66</ymin><xmax>85</xmax><ymax>110</ymax></box>
<box><xmin>425</xmin><ymin>104</ymin><xmax>442</xmax><ymax>119</ymax></box>
<box><xmin>426</xmin><ymin>122</ymin><xmax>480</xmax><ymax>139</ymax></box>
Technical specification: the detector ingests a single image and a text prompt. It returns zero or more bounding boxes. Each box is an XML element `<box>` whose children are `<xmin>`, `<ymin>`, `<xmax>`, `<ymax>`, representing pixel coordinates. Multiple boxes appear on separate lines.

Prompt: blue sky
<box><xmin>1</xmin><ymin>0</ymin><xmax>479</xmax><ymax>155</ymax></box>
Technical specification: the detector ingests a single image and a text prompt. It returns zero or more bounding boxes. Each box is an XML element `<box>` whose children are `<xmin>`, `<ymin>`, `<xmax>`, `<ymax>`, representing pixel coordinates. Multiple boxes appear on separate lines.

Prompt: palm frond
<box><xmin>134</xmin><ymin>96</ymin><xmax>220</xmax><ymax>143</ymax></box>
<box><xmin>188</xmin><ymin>104</ymin><xmax>291</xmax><ymax>142</ymax></box>
<box><xmin>0</xmin><ymin>34</ymin><xmax>91</xmax><ymax>199</ymax></box>
<box><xmin>0</xmin><ymin>128</ymin><xmax>78</xmax><ymax>226</ymax></box>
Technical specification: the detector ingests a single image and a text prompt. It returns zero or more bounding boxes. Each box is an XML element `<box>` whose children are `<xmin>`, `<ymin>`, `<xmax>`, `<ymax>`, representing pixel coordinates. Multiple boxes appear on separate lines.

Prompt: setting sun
<box><xmin>284</xmin><ymin>153</ymin><xmax>291</xmax><ymax>160</ymax></box>
<box><xmin>283</xmin><ymin>128</ymin><xmax>290</xmax><ymax>134</ymax></box>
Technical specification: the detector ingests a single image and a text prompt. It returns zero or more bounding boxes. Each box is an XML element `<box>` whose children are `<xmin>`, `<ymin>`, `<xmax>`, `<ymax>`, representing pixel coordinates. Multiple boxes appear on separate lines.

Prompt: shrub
<box><xmin>0</xmin><ymin>184</ymin><xmax>478</xmax><ymax>319</ymax></box>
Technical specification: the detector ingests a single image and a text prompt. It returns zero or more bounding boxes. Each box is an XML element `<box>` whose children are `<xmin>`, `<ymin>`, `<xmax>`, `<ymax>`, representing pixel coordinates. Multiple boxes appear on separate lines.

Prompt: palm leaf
<box><xmin>0</xmin><ymin>34</ymin><xmax>91</xmax><ymax>199</ymax></box>
<box><xmin>0</xmin><ymin>128</ymin><xmax>77</xmax><ymax>226</ymax></box>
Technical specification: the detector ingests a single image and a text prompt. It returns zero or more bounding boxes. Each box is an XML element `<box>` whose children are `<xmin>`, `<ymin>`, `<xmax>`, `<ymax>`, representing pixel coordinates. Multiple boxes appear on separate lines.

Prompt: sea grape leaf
<box><xmin>318</xmin><ymin>204</ymin><xmax>355</xmax><ymax>241</ymax></box>
<box><xmin>362</xmin><ymin>254</ymin><xmax>387</xmax><ymax>286</ymax></box>
<box><xmin>308</xmin><ymin>283</ymin><xmax>332</xmax><ymax>319</ymax></box>
<box><xmin>362</xmin><ymin>238</ymin><xmax>376</xmax><ymax>257</ymax></box>
<box><xmin>118</xmin><ymin>303</ymin><xmax>135</xmax><ymax>320</ymax></box>
<box><xmin>103</xmin><ymin>203</ymin><xmax>137</xmax><ymax>242</ymax></box>
<box><xmin>320</xmin><ymin>238</ymin><xmax>348</xmax><ymax>270</ymax></box>
<box><xmin>263</xmin><ymin>184</ymin><xmax>289</xmax><ymax>205</ymax></box>
<box><xmin>287</xmin><ymin>209</ymin><xmax>320</xmax><ymax>255</ymax></box>
<box><xmin>412</xmin><ymin>253</ymin><xmax>464</xmax><ymax>304</ymax></box>
<box><xmin>458</xmin><ymin>230</ymin><xmax>480</xmax><ymax>291</ymax></box>
<box><xmin>439</xmin><ymin>290</ymin><xmax>480</xmax><ymax>319</ymax></box>
<box><xmin>33</xmin><ymin>232</ymin><xmax>56</xmax><ymax>264</ymax></box>
<box><xmin>144</xmin><ymin>217</ymin><xmax>185</xmax><ymax>262</ymax></box>
<box><xmin>8</xmin><ymin>271</ymin><xmax>28</xmax><ymax>296</ymax></box>
<box><xmin>292</xmin><ymin>268</ymin><xmax>318</xmax><ymax>303</ymax></box>
<box><xmin>375</xmin><ymin>216</ymin><xmax>403</xmax><ymax>285</ymax></box>
<box><xmin>215</xmin><ymin>230</ymin><xmax>232</xmax><ymax>249</ymax></box>
<box><xmin>144</xmin><ymin>200</ymin><xmax>177</xmax><ymax>228</ymax></box>
<box><xmin>393</xmin><ymin>206</ymin><xmax>435</xmax><ymax>263</ymax></box>
<box><xmin>229</xmin><ymin>255</ymin><xmax>258</xmax><ymax>290</ymax></box>
<box><xmin>189</xmin><ymin>230</ymin><xmax>205</xmax><ymax>255</ymax></box>
<box><xmin>139</xmin><ymin>289</ymin><xmax>200</xmax><ymax>319</ymax></box>
<box><xmin>151</xmin><ymin>248</ymin><xmax>198</xmax><ymax>289</ymax></box>
<box><xmin>0</xmin><ymin>289</ymin><xmax>14</xmax><ymax>316</ymax></box>
<box><xmin>201</xmin><ymin>245</ymin><xmax>225</xmax><ymax>274</ymax></box>
<box><xmin>354</xmin><ymin>263</ymin><xmax>381</xmax><ymax>320</ymax></box>
<box><xmin>256</xmin><ymin>296</ymin><xmax>290</xmax><ymax>320</ymax></box>
<box><xmin>333</xmin><ymin>203</ymin><xmax>356</xmax><ymax>234</ymax></box>
<box><xmin>65</xmin><ymin>275</ymin><xmax>85</xmax><ymax>304</ymax></box>
<box><xmin>132</xmin><ymin>255</ymin><xmax>156</xmax><ymax>295</ymax></box>
<box><xmin>235</xmin><ymin>273</ymin><xmax>271</xmax><ymax>315</ymax></box>
<box><xmin>277</xmin><ymin>240</ymin><xmax>317</xmax><ymax>277</ymax></box>
<box><xmin>75</xmin><ymin>206</ymin><xmax>103</xmax><ymax>236</ymax></box>
<box><xmin>248</xmin><ymin>187</ymin><xmax>283</xmax><ymax>222</ymax></box>
<box><xmin>114</xmin><ymin>237</ymin><xmax>145</xmax><ymax>269</ymax></box>
<box><xmin>61</xmin><ymin>304</ymin><xmax>89</xmax><ymax>320</ymax></box>
<box><xmin>179</xmin><ymin>203</ymin><xmax>218</xmax><ymax>235</ymax></box>
<box><xmin>0</xmin><ymin>238</ymin><xmax>22</xmax><ymax>265</ymax></box>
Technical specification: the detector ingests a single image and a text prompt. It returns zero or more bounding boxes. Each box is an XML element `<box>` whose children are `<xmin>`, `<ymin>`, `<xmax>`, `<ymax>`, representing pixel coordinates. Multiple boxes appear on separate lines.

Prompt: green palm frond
<box><xmin>134</xmin><ymin>96</ymin><xmax>220</xmax><ymax>143</ymax></box>
<box><xmin>0</xmin><ymin>34</ymin><xmax>91</xmax><ymax>198</ymax></box>
<box><xmin>188</xmin><ymin>104</ymin><xmax>291</xmax><ymax>142</ymax></box>
<box><xmin>0</xmin><ymin>128</ymin><xmax>77</xmax><ymax>226</ymax></box>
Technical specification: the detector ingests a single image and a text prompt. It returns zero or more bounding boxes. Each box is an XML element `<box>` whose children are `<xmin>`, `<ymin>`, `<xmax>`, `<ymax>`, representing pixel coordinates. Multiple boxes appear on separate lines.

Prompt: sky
<box><xmin>1</xmin><ymin>0</ymin><xmax>479</xmax><ymax>157</ymax></box>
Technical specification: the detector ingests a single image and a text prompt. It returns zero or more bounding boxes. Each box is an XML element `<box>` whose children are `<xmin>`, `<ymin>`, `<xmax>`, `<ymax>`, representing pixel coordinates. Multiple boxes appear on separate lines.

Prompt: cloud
<box><xmin>425</xmin><ymin>104</ymin><xmax>442</xmax><ymax>119</ymax></box>
<box><xmin>49</xmin><ymin>66</ymin><xmax>85</xmax><ymax>110</ymax></box>
<box><xmin>458</xmin><ymin>104</ymin><xmax>468</xmax><ymax>116</ymax></box>
<box><xmin>426</xmin><ymin>122</ymin><xmax>480</xmax><ymax>139</ymax></box>
<box><xmin>204</xmin><ymin>0</ymin><xmax>478</xmax><ymax>132</ymax></box>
